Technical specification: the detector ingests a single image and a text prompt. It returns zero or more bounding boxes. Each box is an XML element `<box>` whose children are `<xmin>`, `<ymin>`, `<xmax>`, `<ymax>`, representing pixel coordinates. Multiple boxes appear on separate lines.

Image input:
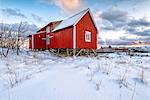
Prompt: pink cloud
<box><xmin>46</xmin><ymin>0</ymin><xmax>84</xmax><ymax>13</ymax></box>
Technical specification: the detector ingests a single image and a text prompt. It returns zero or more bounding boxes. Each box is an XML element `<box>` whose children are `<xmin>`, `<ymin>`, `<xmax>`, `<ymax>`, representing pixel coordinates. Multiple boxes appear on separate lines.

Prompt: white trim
<box><xmin>88</xmin><ymin>10</ymin><xmax>98</xmax><ymax>32</ymax></box>
<box><xmin>42</xmin><ymin>36</ymin><xmax>53</xmax><ymax>40</ymax></box>
<box><xmin>46</xmin><ymin>26</ymin><xmax>50</xmax><ymax>33</ymax></box>
<box><xmin>74</xmin><ymin>8</ymin><xmax>89</xmax><ymax>25</ymax></box>
<box><xmin>52</xmin><ymin>8</ymin><xmax>89</xmax><ymax>32</ymax></box>
<box><xmin>74</xmin><ymin>9</ymin><xmax>98</xmax><ymax>32</ymax></box>
<box><xmin>32</xmin><ymin>35</ymin><xmax>34</xmax><ymax>50</ymax></box>
<box><xmin>42</xmin><ymin>38</ymin><xmax>46</xmax><ymax>40</ymax></box>
<box><xmin>37</xmin><ymin>31</ymin><xmax>46</xmax><ymax>34</ymax></box>
<box><xmin>73</xmin><ymin>25</ymin><xmax>76</xmax><ymax>49</ymax></box>
<box><xmin>51</xmin><ymin>8</ymin><xmax>98</xmax><ymax>33</ymax></box>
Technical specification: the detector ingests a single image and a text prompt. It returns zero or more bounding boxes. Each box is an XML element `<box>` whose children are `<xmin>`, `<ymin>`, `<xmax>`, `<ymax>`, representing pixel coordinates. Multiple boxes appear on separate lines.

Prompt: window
<box><xmin>46</xmin><ymin>26</ymin><xmax>50</xmax><ymax>33</ymax></box>
<box><xmin>85</xmin><ymin>31</ymin><xmax>91</xmax><ymax>42</ymax></box>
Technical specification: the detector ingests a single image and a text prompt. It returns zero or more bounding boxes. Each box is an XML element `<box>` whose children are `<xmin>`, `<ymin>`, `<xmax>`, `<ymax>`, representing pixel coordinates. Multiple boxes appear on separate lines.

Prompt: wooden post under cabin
<box><xmin>73</xmin><ymin>49</ymin><xmax>76</xmax><ymax>57</ymax></box>
<box><xmin>66</xmin><ymin>48</ymin><xmax>69</xmax><ymax>56</ymax></box>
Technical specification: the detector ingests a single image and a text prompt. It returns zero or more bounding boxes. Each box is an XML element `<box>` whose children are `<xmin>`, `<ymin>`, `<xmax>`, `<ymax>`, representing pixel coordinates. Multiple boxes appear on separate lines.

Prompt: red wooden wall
<box><xmin>29</xmin><ymin>37</ymin><xmax>32</xmax><ymax>49</ymax></box>
<box><xmin>48</xmin><ymin>26</ymin><xmax>73</xmax><ymax>49</ymax></box>
<box><xmin>33</xmin><ymin>33</ymin><xmax>46</xmax><ymax>49</ymax></box>
<box><xmin>76</xmin><ymin>11</ymin><xmax>97</xmax><ymax>49</ymax></box>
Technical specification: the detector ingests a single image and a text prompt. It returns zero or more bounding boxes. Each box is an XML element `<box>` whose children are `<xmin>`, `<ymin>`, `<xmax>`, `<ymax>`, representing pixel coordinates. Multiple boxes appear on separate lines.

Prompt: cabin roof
<box><xmin>37</xmin><ymin>20</ymin><xmax>62</xmax><ymax>33</ymax></box>
<box><xmin>29</xmin><ymin>8</ymin><xmax>98</xmax><ymax>36</ymax></box>
<box><xmin>52</xmin><ymin>8</ymin><xmax>89</xmax><ymax>32</ymax></box>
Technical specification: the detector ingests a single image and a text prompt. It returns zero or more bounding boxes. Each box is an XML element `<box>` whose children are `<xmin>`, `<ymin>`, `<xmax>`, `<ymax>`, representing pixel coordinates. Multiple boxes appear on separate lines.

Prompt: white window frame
<box><xmin>46</xmin><ymin>26</ymin><xmax>50</xmax><ymax>33</ymax></box>
<box><xmin>85</xmin><ymin>31</ymin><xmax>91</xmax><ymax>42</ymax></box>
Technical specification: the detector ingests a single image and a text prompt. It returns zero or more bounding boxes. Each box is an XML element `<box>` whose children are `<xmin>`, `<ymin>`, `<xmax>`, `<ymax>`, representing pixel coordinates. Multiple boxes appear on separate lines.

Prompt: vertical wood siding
<box><xmin>49</xmin><ymin>26</ymin><xmax>73</xmax><ymax>49</ymax></box>
<box><xmin>33</xmin><ymin>33</ymin><xmax>46</xmax><ymax>49</ymax></box>
<box><xmin>76</xmin><ymin>11</ymin><xmax>97</xmax><ymax>49</ymax></box>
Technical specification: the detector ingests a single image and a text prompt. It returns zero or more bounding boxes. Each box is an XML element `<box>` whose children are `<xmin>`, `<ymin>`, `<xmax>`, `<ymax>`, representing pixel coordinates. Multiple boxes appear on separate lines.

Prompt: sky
<box><xmin>0</xmin><ymin>0</ymin><xmax>150</xmax><ymax>45</ymax></box>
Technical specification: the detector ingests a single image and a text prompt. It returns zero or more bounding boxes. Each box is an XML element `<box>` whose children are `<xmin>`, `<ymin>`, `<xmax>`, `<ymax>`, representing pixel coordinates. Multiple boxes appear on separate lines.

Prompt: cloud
<box><xmin>92</xmin><ymin>7</ymin><xmax>150</xmax><ymax>44</ymax></box>
<box><xmin>101</xmin><ymin>7</ymin><xmax>128</xmax><ymax>27</ymax></box>
<box><xmin>42</xmin><ymin>0</ymin><xmax>84</xmax><ymax>13</ymax></box>
<box><xmin>119</xmin><ymin>36</ymin><xmax>150</xmax><ymax>44</ymax></box>
<box><xmin>125</xmin><ymin>27</ymin><xmax>146</xmax><ymax>36</ymax></box>
<box><xmin>93</xmin><ymin>10</ymin><xmax>102</xmax><ymax>22</ymax></box>
<box><xmin>1</xmin><ymin>8</ymin><xmax>27</xmax><ymax>18</ymax></box>
<box><xmin>31</xmin><ymin>13</ymin><xmax>44</xmax><ymax>22</ymax></box>
<box><xmin>104</xmin><ymin>38</ymin><xmax>133</xmax><ymax>45</ymax></box>
<box><xmin>99</xmin><ymin>7</ymin><xmax>150</xmax><ymax>35</ymax></box>
<box><xmin>125</xmin><ymin>18</ymin><xmax>150</xmax><ymax>36</ymax></box>
<box><xmin>93</xmin><ymin>7</ymin><xmax>129</xmax><ymax>32</ymax></box>
<box><xmin>139</xmin><ymin>37</ymin><xmax>150</xmax><ymax>43</ymax></box>
<box><xmin>128</xmin><ymin>18</ymin><xmax>150</xmax><ymax>27</ymax></box>
<box><xmin>130</xmin><ymin>29</ymin><xmax>150</xmax><ymax>36</ymax></box>
<box><xmin>104</xmin><ymin>36</ymin><xmax>150</xmax><ymax>45</ymax></box>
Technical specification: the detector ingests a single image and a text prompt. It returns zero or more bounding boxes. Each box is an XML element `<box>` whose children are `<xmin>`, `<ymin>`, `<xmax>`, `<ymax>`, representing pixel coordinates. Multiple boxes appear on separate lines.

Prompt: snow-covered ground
<box><xmin>0</xmin><ymin>50</ymin><xmax>150</xmax><ymax>100</ymax></box>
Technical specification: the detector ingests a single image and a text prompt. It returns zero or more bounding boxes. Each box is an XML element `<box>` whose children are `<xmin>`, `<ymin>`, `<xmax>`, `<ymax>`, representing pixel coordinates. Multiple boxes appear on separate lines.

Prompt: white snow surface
<box><xmin>0</xmin><ymin>50</ymin><xmax>150</xmax><ymax>100</ymax></box>
<box><xmin>52</xmin><ymin>9</ymin><xmax>88</xmax><ymax>32</ymax></box>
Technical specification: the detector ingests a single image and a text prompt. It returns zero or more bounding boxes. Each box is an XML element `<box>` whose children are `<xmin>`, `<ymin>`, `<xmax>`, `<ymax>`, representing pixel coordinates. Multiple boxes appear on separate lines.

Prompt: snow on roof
<box><xmin>52</xmin><ymin>8</ymin><xmax>89</xmax><ymax>32</ymax></box>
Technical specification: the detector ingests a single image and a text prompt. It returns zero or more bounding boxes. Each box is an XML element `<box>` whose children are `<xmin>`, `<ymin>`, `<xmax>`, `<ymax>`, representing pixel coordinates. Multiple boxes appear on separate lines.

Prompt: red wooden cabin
<box><xmin>29</xmin><ymin>8</ymin><xmax>98</xmax><ymax>51</ymax></box>
<box><xmin>29</xmin><ymin>20</ymin><xmax>62</xmax><ymax>50</ymax></box>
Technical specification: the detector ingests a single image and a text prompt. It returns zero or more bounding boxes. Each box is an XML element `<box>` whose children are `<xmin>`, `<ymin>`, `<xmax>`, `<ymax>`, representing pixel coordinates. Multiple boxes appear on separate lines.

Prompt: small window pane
<box><xmin>85</xmin><ymin>31</ymin><xmax>91</xmax><ymax>42</ymax></box>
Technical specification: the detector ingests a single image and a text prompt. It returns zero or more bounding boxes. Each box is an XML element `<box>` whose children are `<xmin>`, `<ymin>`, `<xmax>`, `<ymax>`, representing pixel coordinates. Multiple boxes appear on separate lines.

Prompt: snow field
<box><xmin>0</xmin><ymin>51</ymin><xmax>150</xmax><ymax>100</ymax></box>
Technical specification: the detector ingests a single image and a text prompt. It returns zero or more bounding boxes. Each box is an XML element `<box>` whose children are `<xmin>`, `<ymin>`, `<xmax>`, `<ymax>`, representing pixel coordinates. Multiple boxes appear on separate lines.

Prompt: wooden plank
<box><xmin>76</xmin><ymin>49</ymin><xmax>83</xmax><ymax>56</ymax></box>
<box><xmin>92</xmin><ymin>49</ymin><xmax>97</xmax><ymax>56</ymax></box>
<box><xmin>66</xmin><ymin>48</ymin><xmax>69</xmax><ymax>56</ymax></box>
<box><xmin>73</xmin><ymin>49</ymin><xmax>76</xmax><ymax>57</ymax></box>
<box><xmin>57</xmin><ymin>48</ymin><xmax>60</xmax><ymax>54</ymax></box>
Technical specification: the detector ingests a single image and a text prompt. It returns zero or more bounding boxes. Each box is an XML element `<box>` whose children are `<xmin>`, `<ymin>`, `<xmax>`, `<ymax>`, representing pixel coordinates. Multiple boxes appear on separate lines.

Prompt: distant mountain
<box><xmin>0</xmin><ymin>22</ymin><xmax>39</xmax><ymax>37</ymax></box>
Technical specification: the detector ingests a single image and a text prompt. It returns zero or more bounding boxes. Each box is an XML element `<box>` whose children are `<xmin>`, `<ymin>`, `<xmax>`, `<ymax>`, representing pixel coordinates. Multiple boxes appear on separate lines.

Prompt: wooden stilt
<box><xmin>73</xmin><ymin>49</ymin><xmax>76</xmax><ymax>57</ymax></box>
<box><xmin>87</xmin><ymin>49</ymin><xmax>89</xmax><ymax>56</ymax></box>
<box><xmin>57</xmin><ymin>48</ymin><xmax>60</xmax><ymax>55</ymax></box>
<box><xmin>92</xmin><ymin>49</ymin><xmax>97</xmax><ymax>56</ymax></box>
<box><xmin>66</xmin><ymin>48</ymin><xmax>69</xmax><ymax>56</ymax></box>
<box><xmin>48</xmin><ymin>48</ymin><xmax>97</xmax><ymax>57</ymax></box>
<box><xmin>76</xmin><ymin>49</ymin><xmax>83</xmax><ymax>56</ymax></box>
